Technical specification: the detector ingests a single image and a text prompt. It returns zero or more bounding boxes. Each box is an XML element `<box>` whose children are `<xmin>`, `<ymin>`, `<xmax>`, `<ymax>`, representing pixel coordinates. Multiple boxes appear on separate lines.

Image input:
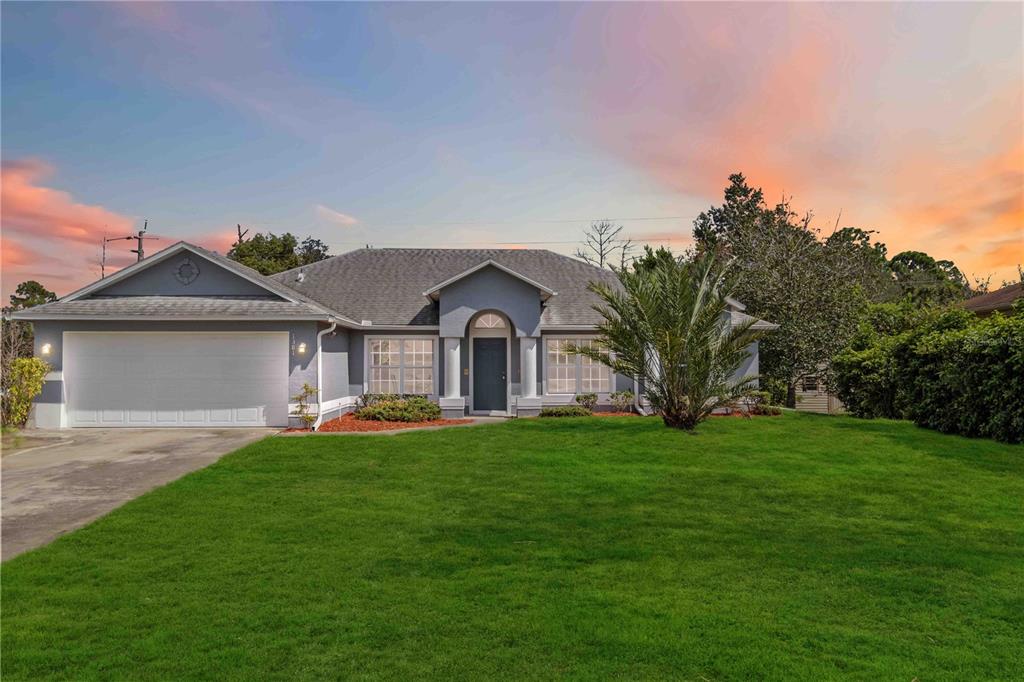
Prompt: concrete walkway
<box><xmin>1</xmin><ymin>428</ymin><xmax>273</xmax><ymax>561</ymax></box>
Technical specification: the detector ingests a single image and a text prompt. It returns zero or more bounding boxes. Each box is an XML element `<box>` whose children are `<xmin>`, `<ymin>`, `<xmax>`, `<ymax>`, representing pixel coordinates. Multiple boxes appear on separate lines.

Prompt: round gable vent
<box><xmin>174</xmin><ymin>257</ymin><xmax>200</xmax><ymax>285</ymax></box>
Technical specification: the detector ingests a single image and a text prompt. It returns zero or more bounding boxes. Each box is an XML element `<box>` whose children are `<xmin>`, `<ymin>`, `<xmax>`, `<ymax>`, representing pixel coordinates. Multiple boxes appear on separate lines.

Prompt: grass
<box><xmin>2</xmin><ymin>414</ymin><xmax>1022</xmax><ymax>680</ymax></box>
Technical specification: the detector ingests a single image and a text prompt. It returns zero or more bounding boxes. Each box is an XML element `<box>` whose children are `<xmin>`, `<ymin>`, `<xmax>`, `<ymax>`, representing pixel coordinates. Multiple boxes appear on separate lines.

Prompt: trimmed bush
<box><xmin>574</xmin><ymin>393</ymin><xmax>598</xmax><ymax>412</ymax></box>
<box><xmin>539</xmin><ymin>406</ymin><xmax>592</xmax><ymax>418</ymax></box>
<box><xmin>833</xmin><ymin>303</ymin><xmax>1024</xmax><ymax>443</ymax></box>
<box><xmin>609</xmin><ymin>390</ymin><xmax>635</xmax><ymax>413</ymax></box>
<box><xmin>355</xmin><ymin>396</ymin><xmax>441</xmax><ymax>422</ymax></box>
<box><xmin>745</xmin><ymin>390</ymin><xmax>782</xmax><ymax>416</ymax></box>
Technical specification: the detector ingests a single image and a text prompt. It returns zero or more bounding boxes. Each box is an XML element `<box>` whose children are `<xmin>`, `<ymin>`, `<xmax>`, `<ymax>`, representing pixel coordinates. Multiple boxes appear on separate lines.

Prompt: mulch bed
<box><xmin>314</xmin><ymin>413</ymin><xmax>473</xmax><ymax>433</ymax></box>
<box><xmin>592</xmin><ymin>411</ymin><xmax>643</xmax><ymax>417</ymax></box>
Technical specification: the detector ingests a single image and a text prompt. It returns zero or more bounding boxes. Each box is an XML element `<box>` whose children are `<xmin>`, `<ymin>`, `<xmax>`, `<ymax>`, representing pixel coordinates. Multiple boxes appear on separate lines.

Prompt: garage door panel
<box><xmin>66</xmin><ymin>332</ymin><xmax>289</xmax><ymax>427</ymax></box>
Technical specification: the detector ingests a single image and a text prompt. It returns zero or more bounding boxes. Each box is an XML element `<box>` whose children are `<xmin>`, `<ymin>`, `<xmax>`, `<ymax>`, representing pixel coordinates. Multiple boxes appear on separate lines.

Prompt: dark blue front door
<box><xmin>473</xmin><ymin>338</ymin><xmax>507</xmax><ymax>412</ymax></box>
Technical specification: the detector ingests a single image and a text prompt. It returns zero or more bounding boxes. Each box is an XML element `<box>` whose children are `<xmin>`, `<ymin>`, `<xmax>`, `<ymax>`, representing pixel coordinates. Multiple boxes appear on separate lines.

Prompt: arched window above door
<box><xmin>474</xmin><ymin>313</ymin><xmax>506</xmax><ymax>329</ymax></box>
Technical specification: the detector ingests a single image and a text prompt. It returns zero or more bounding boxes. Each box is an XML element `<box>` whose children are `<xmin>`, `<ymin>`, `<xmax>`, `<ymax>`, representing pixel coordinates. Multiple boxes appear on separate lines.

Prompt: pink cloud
<box><xmin>0</xmin><ymin>158</ymin><xmax>254</xmax><ymax>299</ymax></box>
<box><xmin>564</xmin><ymin>3</ymin><xmax>1023</xmax><ymax>282</ymax></box>
<box><xmin>315</xmin><ymin>204</ymin><xmax>359</xmax><ymax>227</ymax></box>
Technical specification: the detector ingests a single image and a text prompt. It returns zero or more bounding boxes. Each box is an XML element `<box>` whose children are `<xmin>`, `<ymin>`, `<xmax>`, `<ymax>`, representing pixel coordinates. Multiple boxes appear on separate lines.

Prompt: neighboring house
<box><xmin>13</xmin><ymin>242</ymin><xmax>777</xmax><ymax>428</ymax></box>
<box><xmin>963</xmin><ymin>282</ymin><xmax>1023</xmax><ymax>316</ymax></box>
<box><xmin>794</xmin><ymin>368</ymin><xmax>845</xmax><ymax>415</ymax></box>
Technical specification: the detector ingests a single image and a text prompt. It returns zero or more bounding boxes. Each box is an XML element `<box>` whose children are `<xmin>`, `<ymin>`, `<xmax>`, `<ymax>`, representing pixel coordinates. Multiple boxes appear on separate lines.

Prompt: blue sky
<box><xmin>2</xmin><ymin>2</ymin><xmax>1021</xmax><ymax>296</ymax></box>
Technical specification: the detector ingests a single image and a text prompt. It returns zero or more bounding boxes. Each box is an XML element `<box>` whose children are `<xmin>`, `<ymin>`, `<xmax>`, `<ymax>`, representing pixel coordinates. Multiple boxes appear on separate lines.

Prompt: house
<box><xmin>963</xmin><ymin>282</ymin><xmax>1023</xmax><ymax>316</ymax></box>
<box><xmin>13</xmin><ymin>242</ymin><xmax>777</xmax><ymax>428</ymax></box>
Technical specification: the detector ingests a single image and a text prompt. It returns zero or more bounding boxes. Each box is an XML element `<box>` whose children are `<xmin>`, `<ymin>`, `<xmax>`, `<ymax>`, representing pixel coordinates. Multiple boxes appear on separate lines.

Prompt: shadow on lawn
<box><xmin>816</xmin><ymin>414</ymin><xmax>1022</xmax><ymax>475</ymax></box>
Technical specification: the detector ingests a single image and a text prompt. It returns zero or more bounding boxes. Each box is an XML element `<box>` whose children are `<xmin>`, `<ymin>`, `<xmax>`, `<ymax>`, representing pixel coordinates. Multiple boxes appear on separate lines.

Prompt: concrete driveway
<box><xmin>2</xmin><ymin>428</ymin><xmax>274</xmax><ymax>561</ymax></box>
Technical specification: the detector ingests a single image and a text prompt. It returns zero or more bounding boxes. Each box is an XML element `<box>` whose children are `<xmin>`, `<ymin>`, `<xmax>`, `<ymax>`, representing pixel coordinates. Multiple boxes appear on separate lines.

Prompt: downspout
<box><xmin>312</xmin><ymin>317</ymin><xmax>338</xmax><ymax>431</ymax></box>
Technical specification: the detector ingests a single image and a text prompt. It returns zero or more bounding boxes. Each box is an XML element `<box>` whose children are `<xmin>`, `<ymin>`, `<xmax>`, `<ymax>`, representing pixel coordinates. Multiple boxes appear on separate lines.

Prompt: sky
<box><xmin>2</xmin><ymin>2</ymin><xmax>1021</xmax><ymax>299</ymax></box>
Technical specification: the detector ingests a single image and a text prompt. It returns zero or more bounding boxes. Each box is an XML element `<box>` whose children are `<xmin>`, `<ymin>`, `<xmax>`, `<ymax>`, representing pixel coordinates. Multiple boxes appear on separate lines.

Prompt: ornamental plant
<box><xmin>574</xmin><ymin>393</ymin><xmax>598</xmax><ymax>412</ymax></box>
<box><xmin>2</xmin><ymin>357</ymin><xmax>49</xmax><ymax>427</ymax></box>
<box><xmin>581</xmin><ymin>250</ymin><xmax>762</xmax><ymax>430</ymax></box>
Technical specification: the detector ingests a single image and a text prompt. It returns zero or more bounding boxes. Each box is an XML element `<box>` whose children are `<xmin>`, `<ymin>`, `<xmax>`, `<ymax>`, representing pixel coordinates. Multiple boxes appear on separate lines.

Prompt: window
<box><xmin>546</xmin><ymin>337</ymin><xmax>612</xmax><ymax>394</ymax></box>
<box><xmin>802</xmin><ymin>376</ymin><xmax>819</xmax><ymax>392</ymax></box>
<box><xmin>578</xmin><ymin>339</ymin><xmax>610</xmax><ymax>392</ymax></box>
<box><xmin>474</xmin><ymin>313</ymin><xmax>505</xmax><ymax>329</ymax></box>
<box><xmin>546</xmin><ymin>338</ymin><xmax>576</xmax><ymax>393</ymax></box>
<box><xmin>403</xmin><ymin>339</ymin><xmax>433</xmax><ymax>394</ymax></box>
<box><xmin>368</xmin><ymin>338</ymin><xmax>434</xmax><ymax>394</ymax></box>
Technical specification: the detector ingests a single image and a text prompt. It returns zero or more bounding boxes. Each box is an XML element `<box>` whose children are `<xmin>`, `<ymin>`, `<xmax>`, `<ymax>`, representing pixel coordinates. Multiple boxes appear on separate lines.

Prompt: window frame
<box><xmin>542</xmin><ymin>336</ymin><xmax>615</xmax><ymax>396</ymax></box>
<box><xmin>364</xmin><ymin>335</ymin><xmax>439</xmax><ymax>396</ymax></box>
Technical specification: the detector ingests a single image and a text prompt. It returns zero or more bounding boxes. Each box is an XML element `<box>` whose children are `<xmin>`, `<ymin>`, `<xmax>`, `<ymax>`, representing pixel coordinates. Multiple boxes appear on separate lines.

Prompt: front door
<box><xmin>473</xmin><ymin>338</ymin><xmax>507</xmax><ymax>412</ymax></box>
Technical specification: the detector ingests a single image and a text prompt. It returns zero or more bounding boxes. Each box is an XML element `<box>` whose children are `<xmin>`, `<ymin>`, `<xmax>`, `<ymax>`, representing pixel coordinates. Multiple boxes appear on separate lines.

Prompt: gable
<box><xmin>89</xmin><ymin>251</ymin><xmax>285</xmax><ymax>299</ymax></box>
<box><xmin>438</xmin><ymin>264</ymin><xmax>544</xmax><ymax>337</ymax></box>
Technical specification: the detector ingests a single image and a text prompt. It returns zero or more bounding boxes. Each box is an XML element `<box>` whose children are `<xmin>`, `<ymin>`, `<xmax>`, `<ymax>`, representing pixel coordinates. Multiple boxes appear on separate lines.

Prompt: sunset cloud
<box><xmin>316</xmin><ymin>204</ymin><xmax>360</xmax><ymax>227</ymax></box>
<box><xmin>1</xmin><ymin>158</ymin><xmax>137</xmax><ymax>298</ymax></box>
<box><xmin>565</xmin><ymin>3</ymin><xmax>1023</xmax><ymax>282</ymax></box>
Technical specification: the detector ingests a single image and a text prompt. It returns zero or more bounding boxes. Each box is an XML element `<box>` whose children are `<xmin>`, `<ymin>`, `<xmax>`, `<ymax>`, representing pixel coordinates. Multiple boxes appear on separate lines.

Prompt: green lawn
<box><xmin>3</xmin><ymin>415</ymin><xmax>1022</xmax><ymax>680</ymax></box>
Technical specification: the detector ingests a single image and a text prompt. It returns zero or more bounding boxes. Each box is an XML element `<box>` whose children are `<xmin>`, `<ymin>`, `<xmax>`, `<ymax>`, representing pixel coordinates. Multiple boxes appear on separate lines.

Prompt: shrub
<box><xmin>356</xmin><ymin>395</ymin><xmax>441</xmax><ymax>422</ymax></box>
<box><xmin>357</xmin><ymin>393</ymin><xmax>401</xmax><ymax>409</ymax></box>
<box><xmin>539</xmin><ymin>406</ymin><xmax>591</xmax><ymax>418</ymax></box>
<box><xmin>2</xmin><ymin>357</ymin><xmax>49</xmax><ymax>427</ymax></box>
<box><xmin>609</xmin><ymin>390</ymin><xmax>635</xmax><ymax>413</ymax></box>
<box><xmin>744</xmin><ymin>390</ymin><xmax>781</xmax><ymax>416</ymax></box>
<box><xmin>291</xmin><ymin>383</ymin><xmax>318</xmax><ymax>430</ymax></box>
<box><xmin>574</xmin><ymin>393</ymin><xmax>598</xmax><ymax>412</ymax></box>
<box><xmin>832</xmin><ymin>304</ymin><xmax>1024</xmax><ymax>443</ymax></box>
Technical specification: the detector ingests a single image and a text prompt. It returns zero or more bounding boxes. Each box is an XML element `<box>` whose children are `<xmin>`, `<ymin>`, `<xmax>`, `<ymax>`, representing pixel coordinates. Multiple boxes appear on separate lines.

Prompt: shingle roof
<box><xmin>963</xmin><ymin>283</ymin><xmax>1023</xmax><ymax>314</ymax></box>
<box><xmin>731</xmin><ymin>310</ymin><xmax>780</xmax><ymax>331</ymax></box>
<box><xmin>271</xmin><ymin>248</ymin><xmax>621</xmax><ymax>326</ymax></box>
<box><xmin>12</xmin><ymin>296</ymin><xmax>325</xmax><ymax>319</ymax></box>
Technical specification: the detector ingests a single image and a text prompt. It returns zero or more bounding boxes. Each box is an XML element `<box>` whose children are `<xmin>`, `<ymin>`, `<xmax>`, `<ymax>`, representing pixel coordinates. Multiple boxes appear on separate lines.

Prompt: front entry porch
<box><xmin>439</xmin><ymin>310</ymin><xmax>541</xmax><ymax>419</ymax></box>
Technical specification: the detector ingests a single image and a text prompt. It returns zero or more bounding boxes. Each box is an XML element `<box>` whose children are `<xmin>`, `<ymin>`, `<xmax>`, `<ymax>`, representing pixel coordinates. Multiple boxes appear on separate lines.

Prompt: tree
<box><xmin>824</xmin><ymin>227</ymin><xmax>897</xmax><ymax>302</ymax></box>
<box><xmin>694</xmin><ymin>175</ymin><xmax>867</xmax><ymax>406</ymax></box>
<box><xmin>888</xmin><ymin>251</ymin><xmax>970</xmax><ymax>305</ymax></box>
<box><xmin>579</xmin><ymin>251</ymin><xmax>761</xmax><ymax>430</ymax></box>
<box><xmin>297</xmin><ymin>237</ymin><xmax>330</xmax><ymax>265</ymax></box>
<box><xmin>227</xmin><ymin>231</ymin><xmax>331</xmax><ymax>275</ymax></box>
<box><xmin>8</xmin><ymin>281</ymin><xmax>56</xmax><ymax>310</ymax></box>
<box><xmin>576</xmin><ymin>220</ymin><xmax>632</xmax><ymax>269</ymax></box>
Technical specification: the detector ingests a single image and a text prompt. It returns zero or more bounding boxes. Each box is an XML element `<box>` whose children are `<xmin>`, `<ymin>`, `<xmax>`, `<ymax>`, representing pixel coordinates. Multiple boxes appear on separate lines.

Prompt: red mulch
<box><xmin>315</xmin><ymin>413</ymin><xmax>473</xmax><ymax>433</ymax></box>
<box><xmin>592</xmin><ymin>411</ymin><xmax>643</xmax><ymax>417</ymax></box>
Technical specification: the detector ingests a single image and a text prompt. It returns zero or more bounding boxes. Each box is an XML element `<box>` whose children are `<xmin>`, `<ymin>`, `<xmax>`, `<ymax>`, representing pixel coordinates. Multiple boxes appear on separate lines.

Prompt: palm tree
<box><xmin>577</xmin><ymin>249</ymin><xmax>761</xmax><ymax>430</ymax></box>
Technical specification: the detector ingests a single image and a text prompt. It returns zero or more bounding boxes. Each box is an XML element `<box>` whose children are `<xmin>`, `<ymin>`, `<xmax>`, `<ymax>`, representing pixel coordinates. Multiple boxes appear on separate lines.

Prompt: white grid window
<box><xmin>546</xmin><ymin>337</ymin><xmax>613</xmax><ymax>395</ymax></box>
<box><xmin>369</xmin><ymin>340</ymin><xmax>401</xmax><ymax>394</ymax></box>
<box><xmin>368</xmin><ymin>339</ymin><xmax>434</xmax><ymax>394</ymax></box>
<box><xmin>578</xmin><ymin>339</ymin><xmax>610</xmax><ymax>392</ymax></box>
<box><xmin>403</xmin><ymin>339</ymin><xmax>434</xmax><ymax>394</ymax></box>
<box><xmin>546</xmin><ymin>338</ymin><xmax>577</xmax><ymax>394</ymax></box>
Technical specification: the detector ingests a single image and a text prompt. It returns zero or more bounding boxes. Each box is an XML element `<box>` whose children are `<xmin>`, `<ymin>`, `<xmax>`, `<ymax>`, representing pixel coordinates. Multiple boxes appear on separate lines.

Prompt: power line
<box><xmin>344</xmin><ymin>215</ymin><xmax>696</xmax><ymax>228</ymax></box>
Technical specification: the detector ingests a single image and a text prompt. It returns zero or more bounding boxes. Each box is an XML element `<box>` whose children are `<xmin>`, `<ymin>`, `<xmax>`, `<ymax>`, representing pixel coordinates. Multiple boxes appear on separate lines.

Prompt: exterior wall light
<box><xmin>40</xmin><ymin>343</ymin><xmax>52</xmax><ymax>356</ymax></box>
<box><xmin>297</xmin><ymin>342</ymin><xmax>307</xmax><ymax>355</ymax></box>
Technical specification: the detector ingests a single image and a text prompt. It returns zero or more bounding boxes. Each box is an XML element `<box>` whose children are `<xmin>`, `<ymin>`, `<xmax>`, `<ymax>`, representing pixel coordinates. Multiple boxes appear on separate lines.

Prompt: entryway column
<box><xmin>517</xmin><ymin>336</ymin><xmax>542</xmax><ymax>416</ymax></box>
<box><xmin>521</xmin><ymin>337</ymin><xmax>538</xmax><ymax>398</ymax></box>
<box><xmin>440</xmin><ymin>337</ymin><xmax>465</xmax><ymax>418</ymax></box>
<box><xmin>444</xmin><ymin>337</ymin><xmax>461</xmax><ymax>399</ymax></box>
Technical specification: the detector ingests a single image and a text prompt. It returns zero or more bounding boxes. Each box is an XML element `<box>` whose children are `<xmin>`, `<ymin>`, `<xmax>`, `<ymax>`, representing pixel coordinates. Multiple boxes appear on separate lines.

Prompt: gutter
<box><xmin>312</xmin><ymin>317</ymin><xmax>338</xmax><ymax>431</ymax></box>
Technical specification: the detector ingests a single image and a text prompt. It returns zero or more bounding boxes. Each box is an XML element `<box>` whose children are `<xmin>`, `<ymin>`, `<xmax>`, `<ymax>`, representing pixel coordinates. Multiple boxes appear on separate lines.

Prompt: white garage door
<box><xmin>65</xmin><ymin>332</ymin><xmax>290</xmax><ymax>427</ymax></box>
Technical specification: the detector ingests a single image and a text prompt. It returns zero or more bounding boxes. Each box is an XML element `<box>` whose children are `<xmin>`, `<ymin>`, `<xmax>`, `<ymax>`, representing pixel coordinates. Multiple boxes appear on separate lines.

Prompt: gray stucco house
<box><xmin>14</xmin><ymin>241</ymin><xmax>776</xmax><ymax>428</ymax></box>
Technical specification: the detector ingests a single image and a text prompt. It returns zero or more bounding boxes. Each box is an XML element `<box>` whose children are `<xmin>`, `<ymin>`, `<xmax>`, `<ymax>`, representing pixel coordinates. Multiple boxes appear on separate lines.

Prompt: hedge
<box><xmin>833</xmin><ymin>302</ymin><xmax>1024</xmax><ymax>443</ymax></box>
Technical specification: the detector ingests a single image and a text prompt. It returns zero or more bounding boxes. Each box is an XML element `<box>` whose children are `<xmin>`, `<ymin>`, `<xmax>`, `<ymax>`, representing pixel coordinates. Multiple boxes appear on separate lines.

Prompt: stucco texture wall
<box><xmin>438</xmin><ymin>266</ymin><xmax>543</xmax><ymax>338</ymax></box>
<box><xmin>93</xmin><ymin>253</ymin><xmax>278</xmax><ymax>298</ymax></box>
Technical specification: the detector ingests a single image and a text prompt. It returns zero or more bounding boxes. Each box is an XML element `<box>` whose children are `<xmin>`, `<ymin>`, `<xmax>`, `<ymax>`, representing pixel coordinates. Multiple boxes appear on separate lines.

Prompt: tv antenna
<box><xmin>100</xmin><ymin>220</ymin><xmax>163</xmax><ymax>277</ymax></box>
